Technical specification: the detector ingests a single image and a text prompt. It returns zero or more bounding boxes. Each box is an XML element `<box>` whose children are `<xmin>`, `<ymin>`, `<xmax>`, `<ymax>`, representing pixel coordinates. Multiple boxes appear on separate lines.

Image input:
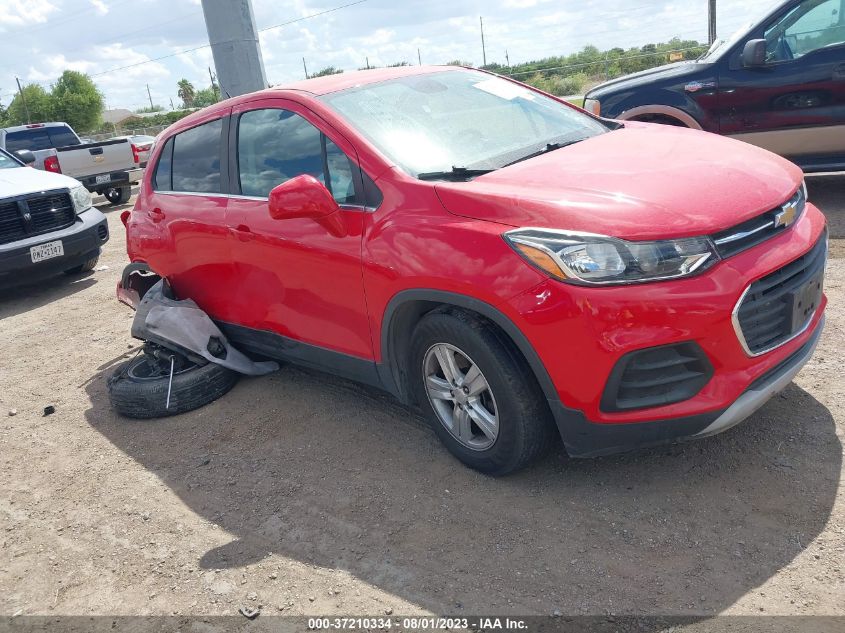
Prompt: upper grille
<box><xmin>601</xmin><ymin>342</ymin><xmax>713</xmax><ymax>412</ymax></box>
<box><xmin>713</xmin><ymin>187</ymin><xmax>806</xmax><ymax>258</ymax></box>
<box><xmin>0</xmin><ymin>190</ymin><xmax>75</xmax><ymax>246</ymax></box>
<box><xmin>734</xmin><ymin>234</ymin><xmax>826</xmax><ymax>356</ymax></box>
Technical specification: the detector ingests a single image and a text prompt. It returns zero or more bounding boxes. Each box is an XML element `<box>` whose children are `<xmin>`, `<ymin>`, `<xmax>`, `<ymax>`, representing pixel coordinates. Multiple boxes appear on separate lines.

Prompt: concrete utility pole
<box><xmin>302</xmin><ymin>57</ymin><xmax>309</xmax><ymax>79</ymax></box>
<box><xmin>480</xmin><ymin>16</ymin><xmax>487</xmax><ymax>67</ymax></box>
<box><xmin>146</xmin><ymin>84</ymin><xmax>154</xmax><ymax>109</ymax></box>
<box><xmin>708</xmin><ymin>0</ymin><xmax>717</xmax><ymax>44</ymax></box>
<box><xmin>201</xmin><ymin>0</ymin><xmax>267</xmax><ymax>97</ymax></box>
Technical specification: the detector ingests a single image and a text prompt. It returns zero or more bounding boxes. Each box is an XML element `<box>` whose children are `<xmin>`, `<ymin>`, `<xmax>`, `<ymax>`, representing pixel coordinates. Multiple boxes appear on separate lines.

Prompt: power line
<box><xmin>86</xmin><ymin>0</ymin><xmax>370</xmax><ymax>79</ymax></box>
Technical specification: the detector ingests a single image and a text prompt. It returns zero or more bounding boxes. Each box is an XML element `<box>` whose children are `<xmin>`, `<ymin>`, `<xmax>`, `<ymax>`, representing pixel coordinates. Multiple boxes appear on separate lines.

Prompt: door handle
<box><xmin>149</xmin><ymin>207</ymin><xmax>165</xmax><ymax>223</ymax></box>
<box><xmin>233</xmin><ymin>224</ymin><xmax>254</xmax><ymax>242</ymax></box>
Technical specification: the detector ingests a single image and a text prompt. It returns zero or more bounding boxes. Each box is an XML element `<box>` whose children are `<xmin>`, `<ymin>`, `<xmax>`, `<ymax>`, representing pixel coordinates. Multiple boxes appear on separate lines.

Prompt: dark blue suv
<box><xmin>584</xmin><ymin>0</ymin><xmax>845</xmax><ymax>173</ymax></box>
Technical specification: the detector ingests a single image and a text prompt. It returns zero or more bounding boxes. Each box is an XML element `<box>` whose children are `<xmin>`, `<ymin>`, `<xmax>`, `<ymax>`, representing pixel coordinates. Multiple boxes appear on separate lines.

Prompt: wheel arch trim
<box><xmin>379</xmin><ymin>289</ymin><xmax>560</xmax><ymax>407</ymax></box>
<box><xmin>618</xmin><ymin>104</ymin><xmax>702</xmax><ymax>129</ymax></box>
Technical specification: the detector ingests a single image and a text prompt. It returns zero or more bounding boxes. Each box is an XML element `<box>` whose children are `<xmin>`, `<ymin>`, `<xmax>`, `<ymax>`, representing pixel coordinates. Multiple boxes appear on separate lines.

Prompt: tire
<box><xmin>410</xmin><ymin>309</ymin><xmax>555</xmax><ymax>476</ymax></box>
<box><xmin>105</xmin><ymin>185</ymin><xmax>131</xmax><ymax>205</ymax></box>
<box><xmin>107</xmin><ymin>352</ymin><xmax>239</xmax><ymax>419</ymax></box>
<box><xmin>64</xmin><ymin>254</ymin><xmax>99</xmax><ymax>275</ymax></box>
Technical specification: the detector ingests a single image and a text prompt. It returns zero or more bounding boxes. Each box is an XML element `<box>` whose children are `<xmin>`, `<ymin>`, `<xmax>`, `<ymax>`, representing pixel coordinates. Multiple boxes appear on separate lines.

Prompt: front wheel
<box><xmin>410</xmin><ymin>309</ymin><xmax>555</xmax><ymax>475</ymax></box>
<box><xmin>104</xmin><ymin>185</ymin><xmax>131</xmax><ymax>205</ymax></box>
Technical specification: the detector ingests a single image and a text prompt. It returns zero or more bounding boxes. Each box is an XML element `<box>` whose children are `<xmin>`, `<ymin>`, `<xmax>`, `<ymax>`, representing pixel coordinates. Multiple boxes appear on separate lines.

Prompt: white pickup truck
<box><xmin>0</xmin><ymin>122</ymin><xmax>143</xmax><ymax>205</ymax></box>
<box><xmin>0</xmin><ymin>147</ymin><xmax>109</xmax><ymax>286</ymax></box>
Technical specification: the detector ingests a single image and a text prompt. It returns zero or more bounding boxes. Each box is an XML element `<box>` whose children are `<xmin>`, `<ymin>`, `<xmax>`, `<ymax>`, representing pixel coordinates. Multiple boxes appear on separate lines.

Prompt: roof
<box><xmin>275</xmin><ymin>65</ymin><xmax>456</xmax><ymax>96</ymax></box>
<box><xmin>102</xmin><ymin>109</ymin><xmax>135</xmax><ymax>125</ymax></box>
<box><xmin>166</xmin><ymin>65</ymin><xmax>473</xmax><ymax>135</ymax></box>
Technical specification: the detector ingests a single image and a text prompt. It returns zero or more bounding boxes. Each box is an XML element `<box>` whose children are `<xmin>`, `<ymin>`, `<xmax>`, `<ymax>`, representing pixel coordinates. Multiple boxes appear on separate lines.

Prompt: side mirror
<box><xmin>14</xmin><ymin>149</ymin><xmax>36</xmax><ymax>165</ymax></box>
<box><xmin>742</xmin><ymin>39</ymin><xmax>767</xmax><ymax>68</ymax></box>
<box><xmin>268</xmin><ymin>174</ymin><xmax>339</xmax><ymax>221</ymax></box>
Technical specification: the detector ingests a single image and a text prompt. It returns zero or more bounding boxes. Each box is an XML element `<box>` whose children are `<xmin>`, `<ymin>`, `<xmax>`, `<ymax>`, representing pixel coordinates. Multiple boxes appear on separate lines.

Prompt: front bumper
<box><xmin>553</xmin><ymin>316</ymin><xmax>823</xmax><ymax>457</ymax></box>
<box><xmin>504</xmin><ymin>202</ymin><xmax>827</xmax><ymax>456</ymax></box>
<box><xmin>0</xmin><ymin>207</ymin><xmax>109</xmax><ymax>285</ymax></box>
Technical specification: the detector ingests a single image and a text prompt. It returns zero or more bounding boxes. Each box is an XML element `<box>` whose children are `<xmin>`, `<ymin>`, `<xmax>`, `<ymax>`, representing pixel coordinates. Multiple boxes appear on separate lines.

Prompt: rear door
<box><xmin>224</xmin><ymin>98</ymin><xmax>373</xmax><ymax>361</ymax></box>
<box><xmin>142</xmin><ymin>113</ymin><xmax>242</xmax><ymax>322</ymax></box>
<box><xmin>718</xmin><ymin>0</ymin><xmax>845</xmax><ymax>164</ymax></box>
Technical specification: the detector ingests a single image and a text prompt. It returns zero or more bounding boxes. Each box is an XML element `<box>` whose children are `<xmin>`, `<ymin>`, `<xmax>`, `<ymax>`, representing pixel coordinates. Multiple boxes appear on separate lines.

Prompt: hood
<box><xmin>586</xmin><ymin>61</ymin><xmax>707</xmax><ymax>99</ymax></box>
<box><xmin>0</xmin><ymin>166</ymin><xmax>81</xmax><ymax>198</ymax></box>
<box><xmin>434</xmin><ymin>123</ymin><xmax>803</xmax><ymax>241</ymax></box>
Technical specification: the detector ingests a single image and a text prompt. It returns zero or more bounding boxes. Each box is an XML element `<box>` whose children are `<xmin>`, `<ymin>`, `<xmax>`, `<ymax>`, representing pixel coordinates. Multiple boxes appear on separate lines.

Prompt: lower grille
<box><xmin>735</xmin><ymin>234</ymin><xmax>827</xmax><ymax>355</ymax></box>
<box><xmin>601</xmin><ymin>342</ymin><xmax>713</xmax><ymax>412</ymax></box>
<box><xmin>0</xmin><ymin>191</ymin><xmax>75</xmax><ymax>246</ymax></box>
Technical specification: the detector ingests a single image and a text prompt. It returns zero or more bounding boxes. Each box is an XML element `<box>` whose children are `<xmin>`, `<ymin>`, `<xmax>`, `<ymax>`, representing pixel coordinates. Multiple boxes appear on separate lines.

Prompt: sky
<box><xmin>0</xmin><ymin>0</ymin><xmax>780</xmax><ymax>113</ymax></box>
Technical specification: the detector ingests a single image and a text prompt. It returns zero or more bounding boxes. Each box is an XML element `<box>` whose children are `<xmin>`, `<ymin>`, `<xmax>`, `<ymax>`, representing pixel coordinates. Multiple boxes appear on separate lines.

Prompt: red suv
<box><xmin>117</xmin><ymin>66</ymin><xmax>827</xmax><ymax>475</ymax></box>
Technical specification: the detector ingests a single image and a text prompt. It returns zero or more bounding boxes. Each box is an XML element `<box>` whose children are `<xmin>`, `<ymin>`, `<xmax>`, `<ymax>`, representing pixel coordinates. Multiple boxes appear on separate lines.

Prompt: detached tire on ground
<box><xmin>410</xmin><ymin>309</ymin><xmax>556</xmax><ymax>476</ymax></box>
<box><xmin>105</xmin><ymin>185</ymin><xmax>131</xmax><ymax>205</ymax></box>
<box><xmin>108</xmin><ymin>353</ymin><xmax>239</xmax><ymax>419</ymax></box>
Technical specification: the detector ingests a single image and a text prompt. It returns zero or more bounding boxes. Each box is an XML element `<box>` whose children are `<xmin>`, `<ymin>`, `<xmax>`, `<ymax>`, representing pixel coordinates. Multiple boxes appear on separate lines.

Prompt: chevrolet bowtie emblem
<box><xmin>774</xmin><ymin>202</ymin><xmax>797</xmax><ymax>229</ymax></box>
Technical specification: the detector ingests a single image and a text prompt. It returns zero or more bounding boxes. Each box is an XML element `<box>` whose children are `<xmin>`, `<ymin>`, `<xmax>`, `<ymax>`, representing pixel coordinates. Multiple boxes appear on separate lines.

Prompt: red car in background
<box><xmin>115</xmin><ymin>66</ymin><xmax>826</xmax><ymax>475</ymax></box>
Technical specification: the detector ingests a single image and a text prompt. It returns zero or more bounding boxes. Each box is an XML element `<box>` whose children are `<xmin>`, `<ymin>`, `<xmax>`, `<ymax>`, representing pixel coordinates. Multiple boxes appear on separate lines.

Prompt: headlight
<box><xmin>583</xmin><ymin>98</ymin><xmax>601</xmax><ymax>116</ymax></box>
<box><xmin>504</xmin><ymin>228</ymin><xmax>719</xmax><ymax>285</ymax></box>
<box><xmin>70</xmin><ymin>184</ymin><xmax>92</xmax><ymax>215</ymax></box>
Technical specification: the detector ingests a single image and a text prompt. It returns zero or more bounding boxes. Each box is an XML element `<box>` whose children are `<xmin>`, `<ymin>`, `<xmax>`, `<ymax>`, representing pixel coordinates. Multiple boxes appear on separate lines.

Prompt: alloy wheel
<box><xmin>422</xmin><ymin>343</ymin><xmax>499</xmax><ymax>451</ymax></box>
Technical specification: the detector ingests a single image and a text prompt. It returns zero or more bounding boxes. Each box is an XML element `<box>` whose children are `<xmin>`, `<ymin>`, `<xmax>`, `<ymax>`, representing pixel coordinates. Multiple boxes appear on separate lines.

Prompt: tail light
<box><xmin>44</xmin><ymin>155</ymin><xmax>62</xmax><ymax>173</ymax></box>
<box><xmin>131</xmin><ymin>144</ymin><xmax>140</xmax><ymax>164</ymax></box>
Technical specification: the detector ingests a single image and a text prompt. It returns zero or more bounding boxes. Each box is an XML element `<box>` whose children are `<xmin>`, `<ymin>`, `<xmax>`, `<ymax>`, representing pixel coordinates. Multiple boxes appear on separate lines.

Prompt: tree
<box><xmin>50</xmin><ymin>71</ymin><xmax>103</xmax><ymax>131</ymax></box>
<box><xmin>311</xmin><ymin>66</ymin><xmax>343</xmax><ymax>78</ymax></box>
<box><xmin>6</xmin><ymin>84</ymin><xmax>53</xmax><ymax>126</ymax></box>
<box><xmin>177</xmin><ymin>79</ymin><xmax>195</xmax><ymax>109</ymax></box>
<box><xmin>192</xmin><ymin>85</ymin><xmax>220</xmax><ymax>108</ymax></box>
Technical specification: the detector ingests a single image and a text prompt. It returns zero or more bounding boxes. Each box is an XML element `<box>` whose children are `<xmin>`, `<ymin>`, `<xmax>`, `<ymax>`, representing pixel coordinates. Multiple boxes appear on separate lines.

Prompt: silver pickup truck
<box><xmin>0</xmin><ymin>122</ymin><xmax>143</xmax><ymax>205</ymax></box>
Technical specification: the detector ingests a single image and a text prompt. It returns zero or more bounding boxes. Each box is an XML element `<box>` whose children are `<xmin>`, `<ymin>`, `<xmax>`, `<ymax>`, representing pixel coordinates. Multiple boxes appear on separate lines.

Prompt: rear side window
<box><xmin>152</xmin><ymin>137</ymin><xmax>174</xmax><ymax>191</ymax></box>
<box><xmin>170</xmin><ymin>119</ymin><xmax>223</xmax><ymax>193</ymax></box>
<box><xmin>4</xmin><ymin>128</ymin><xmax>52</xmax><ymax>152</ymax></box>
<box><xmin>47</xmin><ymin>126</ymin><xmax>80</xmax><ymax>148</ymax></box>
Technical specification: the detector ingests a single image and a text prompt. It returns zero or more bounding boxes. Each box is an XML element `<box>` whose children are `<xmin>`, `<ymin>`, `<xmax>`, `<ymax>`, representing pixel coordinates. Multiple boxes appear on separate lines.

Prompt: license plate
<box><xmin>790</xmin><ymin>270</ymin><xmax>824</xmax><ymax>330</ymax></box>
<box><xmin>30</xmin><ymin>240</ymin><xmax>64</xmax><ymax>263</ymax></box>
<box><xmin>95</xmin><ymin>174</ymin><xmax>111</xmax><ymax>184</ymax></box>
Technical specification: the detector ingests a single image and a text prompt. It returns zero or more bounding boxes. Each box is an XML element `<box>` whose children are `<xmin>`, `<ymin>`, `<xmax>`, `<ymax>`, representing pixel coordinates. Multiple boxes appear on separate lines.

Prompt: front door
<box><xmin>718</xmin><ymin>0</ymin><xmax>845</xmax><ymax>164</ymax></box>
<box><xmin>225</xmin><ymin>99</ymin><xmax>373</xmax><ymax>363</ymax></box>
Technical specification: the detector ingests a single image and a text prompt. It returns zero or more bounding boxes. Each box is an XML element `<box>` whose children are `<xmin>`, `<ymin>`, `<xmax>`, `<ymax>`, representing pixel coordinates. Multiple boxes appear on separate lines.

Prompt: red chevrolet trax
<box><xmin>114</xmin><ymin>66</ymin><xmax>827</xmax><ymax>475</ymax></box>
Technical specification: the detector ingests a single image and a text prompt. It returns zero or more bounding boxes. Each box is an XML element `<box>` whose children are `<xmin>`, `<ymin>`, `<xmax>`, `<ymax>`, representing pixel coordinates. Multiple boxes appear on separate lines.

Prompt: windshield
<box><xmin>320</xmin><ymin>70</ymin><xmax>609</xmax><ymax>177</ymax></box>
<box><xmin>0</xmin><ymin>150</ymin><xmax>21</xmax><ymax>170</ymax></box>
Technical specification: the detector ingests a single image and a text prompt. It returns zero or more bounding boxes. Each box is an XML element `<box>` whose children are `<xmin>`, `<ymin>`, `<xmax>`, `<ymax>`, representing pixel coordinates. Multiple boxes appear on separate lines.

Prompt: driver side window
<box><xmin>765</xmin><ymin>0</ymin><xmax>845</xmax><ymax>61</ymax></box>
<box><xmin>236</xmin><ymin>108</ymin><xmax>361</xmax><ymax>205</ymax></box>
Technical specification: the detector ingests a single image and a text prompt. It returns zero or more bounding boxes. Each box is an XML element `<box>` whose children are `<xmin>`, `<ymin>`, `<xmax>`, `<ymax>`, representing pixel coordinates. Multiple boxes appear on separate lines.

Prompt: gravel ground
<box><xmin>0</xmin><ymin>178</ymin><xmax>843</xmax><ymax>619</ymax></box>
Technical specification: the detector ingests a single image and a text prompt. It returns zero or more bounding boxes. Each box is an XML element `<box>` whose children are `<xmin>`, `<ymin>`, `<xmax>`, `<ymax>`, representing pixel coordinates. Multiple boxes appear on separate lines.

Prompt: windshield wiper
<box><xmin>417</xmin><ymin>167</ymin><xmax>496</xmax><ymax>181</ymax></box>
<box><xmin>502</xmin><ymin>139</ymin><xmax>586</xmax><ymax>168</ymax></box>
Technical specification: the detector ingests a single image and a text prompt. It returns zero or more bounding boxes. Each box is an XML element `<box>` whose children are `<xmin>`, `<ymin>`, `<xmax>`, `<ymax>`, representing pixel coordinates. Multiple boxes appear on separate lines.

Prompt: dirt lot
<box><xmin>1</xmin><ymin>176</ymin><xmax>844</xmax><ymax>619</ymax></box>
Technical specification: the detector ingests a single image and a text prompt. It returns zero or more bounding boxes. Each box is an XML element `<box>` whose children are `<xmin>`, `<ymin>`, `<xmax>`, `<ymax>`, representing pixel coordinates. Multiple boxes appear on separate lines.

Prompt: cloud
<box><xmin>90</xmin><ymin>0</ymin><xmax>109</xmax><ymax>15</ymax></box>
<box><xmin>0</xmin><ymin>0</ymin><xmax>58</xmax><ymax>27</ymax></box>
